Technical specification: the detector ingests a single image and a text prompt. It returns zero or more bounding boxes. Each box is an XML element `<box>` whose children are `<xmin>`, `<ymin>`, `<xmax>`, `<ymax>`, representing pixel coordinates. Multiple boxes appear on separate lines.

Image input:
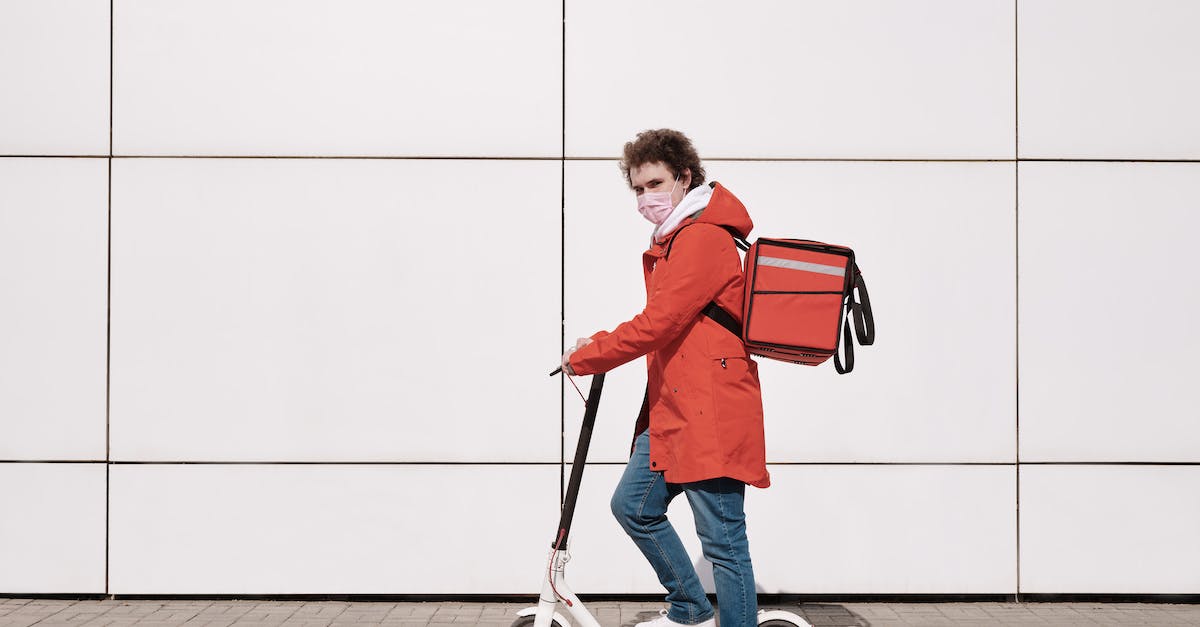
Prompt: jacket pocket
<box><xmin>709</xmin><ymin>355</ymin><xmax>762</xmax><ymax>426</ymax></box>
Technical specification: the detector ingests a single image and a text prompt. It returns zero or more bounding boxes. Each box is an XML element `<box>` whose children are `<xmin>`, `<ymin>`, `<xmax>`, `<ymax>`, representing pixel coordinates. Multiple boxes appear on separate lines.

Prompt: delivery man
<box><xmin>562</xmin><ymin>129</ymin><xmax>769</xmax><ymax>627</ymax></box>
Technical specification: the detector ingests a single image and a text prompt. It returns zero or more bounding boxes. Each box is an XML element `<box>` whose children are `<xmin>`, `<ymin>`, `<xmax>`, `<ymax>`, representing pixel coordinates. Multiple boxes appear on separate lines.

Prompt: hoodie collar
<box><xmin>653</xmin><ymin>183</ymin><xmax>713</xmax><ymax>243</ymax></box>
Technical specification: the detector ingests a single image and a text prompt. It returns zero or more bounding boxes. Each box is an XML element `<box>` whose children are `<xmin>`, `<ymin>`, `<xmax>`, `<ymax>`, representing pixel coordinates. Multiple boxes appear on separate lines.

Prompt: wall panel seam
<box><xmin>559</xmin><ymin>0</ymin><xmax>567</xmax><ymax>508</ymax></box>
<box><xmin>106</xmin><ymin>0</ymin><xmax>114</xmax><ymax>598</ymax></box>
<box><xmin>6</xmin><ymin>155</ymin><xmax>1200</xmax><ymax>163</ymax></box>
<box><xmin>9</xmin><ymin>461</ymin><xmax>1199</xmax><ymax>466</ymax></box>
<box><xmin>1015</xmin><ymin>0</ymin><xmax>1021</xmax><ymax>597</ymax></box>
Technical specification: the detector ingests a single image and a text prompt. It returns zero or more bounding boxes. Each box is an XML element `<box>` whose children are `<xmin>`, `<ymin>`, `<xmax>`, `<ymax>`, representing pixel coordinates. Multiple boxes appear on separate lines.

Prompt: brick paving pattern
<box><xmin>1</xmin><ymin>599</ymin><xmax>1199</xmax><ymax>626</ymax></box>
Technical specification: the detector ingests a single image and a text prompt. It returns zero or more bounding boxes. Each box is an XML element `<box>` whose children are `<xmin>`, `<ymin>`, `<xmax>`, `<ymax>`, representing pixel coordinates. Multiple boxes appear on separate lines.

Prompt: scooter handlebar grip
<box><xmin>549</xmin><ymin>366</ymin><xmax>562</xmax><ymax>376</ymax></box>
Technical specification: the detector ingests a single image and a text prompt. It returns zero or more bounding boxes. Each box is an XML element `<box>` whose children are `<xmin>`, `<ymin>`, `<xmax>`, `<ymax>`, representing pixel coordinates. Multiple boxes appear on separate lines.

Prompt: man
<box><xmin>562</xmin><ymin>129</ymin><xmax>769</xmax><ymax>627</ymax></box>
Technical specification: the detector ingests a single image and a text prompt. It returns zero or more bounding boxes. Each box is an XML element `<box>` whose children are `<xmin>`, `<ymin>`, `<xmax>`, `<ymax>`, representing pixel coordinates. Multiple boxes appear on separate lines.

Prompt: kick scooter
<box><xmin>512</xmin><ymin>370</ymin><xmax>811</xmax><ymax>627</ymax></box>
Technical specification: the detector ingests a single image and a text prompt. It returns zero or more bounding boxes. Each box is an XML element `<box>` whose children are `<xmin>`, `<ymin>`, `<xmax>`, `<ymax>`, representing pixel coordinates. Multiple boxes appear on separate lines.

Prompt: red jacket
<box><xmin>569</xmin><ymin>183</ymin><xmax>770</xmax><ymax>488</ymax></box>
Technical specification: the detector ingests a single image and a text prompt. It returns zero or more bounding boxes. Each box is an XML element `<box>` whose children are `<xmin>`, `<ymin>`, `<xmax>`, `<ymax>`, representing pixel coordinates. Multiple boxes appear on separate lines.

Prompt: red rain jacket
<box><xmin>569</xmin><ymin>183</ymin><xmax>770</xmax><ymax>488</ymax></box>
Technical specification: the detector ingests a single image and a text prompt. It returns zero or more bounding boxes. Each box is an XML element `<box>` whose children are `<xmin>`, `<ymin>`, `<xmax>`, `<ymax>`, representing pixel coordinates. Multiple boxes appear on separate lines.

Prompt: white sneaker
<box><xmin>634</xmin><ymin>608</ymin><xmax>717</xmax><ymax>627</ymax></box>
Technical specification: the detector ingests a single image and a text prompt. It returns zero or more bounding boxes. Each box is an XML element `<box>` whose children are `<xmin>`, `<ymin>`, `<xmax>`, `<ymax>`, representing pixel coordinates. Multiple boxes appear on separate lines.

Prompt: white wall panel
<box><xmin>754</xmin><ymin>465</ymin><xmax>1016</xmax><ymax>594</ymax></box>
<box><xmin>109</xmin><ymin>464</ymin><xmax>557</xmax><ymax>594</ymax></box>
<box><xmin>565</xmin><ymin>161</ymin><xmax>1015</xmax><ymax>463</ymax></box>
<box><xmin>113</xmin><ymin>0</ymin><xmax>562</xmax><ymax>157</ymax></box>
<box><xmin>566</xmin><ymin>0</ymin><xmax>1014</xmax><ymax>159</ymax></box>
<box><xmin>1019</xmin><ymin>163</ymin><xmax>1200</xmax><ymax>462</ymax></box>
<box><xmin>0</xmin><ymin>1</ymin><xmax>110</xmax><ymax>155</ymax></box>
<box><xmin>568</xmin><ymin>464</ymin><xmax>1015</xmax><ymax>594</ymax></box>
<box><xmin>1020</xmin><ymin>465</ymin><xmax>1200</xmax><ymax>593</ymax></box>
<box><xmin>110</xmin><ymin>159</ymin><xmax>561</xmax><ymax>462</ymax></box>
<box><xmin>0</xmin><ymin>463</ymin><xmax>106</xmax><ymax>592</ymax></box>
<box><xmin>1019</xmin><ymin>0</ymin><xmax>1200</xmax><ymax>159</ymax></box>
<box><xmin>0</xmin><ymin>158</ymin><xmax>108</xmax><ymax>461</ymax></box>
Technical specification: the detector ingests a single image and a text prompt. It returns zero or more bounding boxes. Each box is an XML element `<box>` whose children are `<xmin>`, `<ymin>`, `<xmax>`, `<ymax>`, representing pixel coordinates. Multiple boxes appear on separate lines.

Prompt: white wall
<box><xmin>1</xmin><ymin>0</ymin><xmax>1197</xmax><ymax>596</ymax></box>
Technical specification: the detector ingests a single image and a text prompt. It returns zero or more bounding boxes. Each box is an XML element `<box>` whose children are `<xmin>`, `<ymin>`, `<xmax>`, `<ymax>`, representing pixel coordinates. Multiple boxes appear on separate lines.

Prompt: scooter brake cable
<box><xmin>565</xmin><ymin>373</ymin><xmax>587</xmax><ymax>405</ymax></box>
<box><xmin>548</xmin><ymin>529</ymin><xmax>574</xmax><ymax>606</ymax></box>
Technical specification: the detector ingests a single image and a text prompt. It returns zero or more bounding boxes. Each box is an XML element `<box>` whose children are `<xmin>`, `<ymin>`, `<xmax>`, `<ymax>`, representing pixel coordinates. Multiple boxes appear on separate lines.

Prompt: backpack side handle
<box><xmin>834</xmin><ymin>264</ymin><xmax>874</xmax><ymax>374</ymax></box>
<box><xmin>851</xmin><ymin>266</ymin><xmax>875</xmax><ymax>346</ymax></box>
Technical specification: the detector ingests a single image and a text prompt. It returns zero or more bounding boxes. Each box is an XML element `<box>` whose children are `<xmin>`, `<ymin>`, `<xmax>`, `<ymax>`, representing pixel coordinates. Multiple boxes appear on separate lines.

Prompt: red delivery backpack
<box><xmin>669</xmin><ymin>228</ymin><xmax>875</xmax><ymax>373</ymax></box>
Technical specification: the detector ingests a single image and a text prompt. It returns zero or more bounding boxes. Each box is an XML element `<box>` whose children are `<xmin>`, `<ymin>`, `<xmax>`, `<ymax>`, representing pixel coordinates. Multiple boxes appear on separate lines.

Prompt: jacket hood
<box><xmin>682</xmin><ymin>182</ymin><xmax>754</xmax><ymax>239</ymax></box>
<box><xmin>662</xmin><ymin>180</ymin><xmax>753</xmax><ymax>241</ymax></box>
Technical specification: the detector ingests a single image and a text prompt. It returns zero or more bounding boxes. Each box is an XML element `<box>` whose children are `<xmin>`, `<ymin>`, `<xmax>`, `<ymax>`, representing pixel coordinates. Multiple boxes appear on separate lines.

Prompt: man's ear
<box><xmin>681</xmin><ymin>168</ymin><xmax>692</xmax><ymax>189</ymax></box>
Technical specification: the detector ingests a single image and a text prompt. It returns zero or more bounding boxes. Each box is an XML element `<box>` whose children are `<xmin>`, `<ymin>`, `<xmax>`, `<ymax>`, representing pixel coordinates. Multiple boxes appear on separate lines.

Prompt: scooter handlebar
<box><xmin>549</xmin><ymin>366</ymin><xmax>562</xmax><ymax>376</ymax></box>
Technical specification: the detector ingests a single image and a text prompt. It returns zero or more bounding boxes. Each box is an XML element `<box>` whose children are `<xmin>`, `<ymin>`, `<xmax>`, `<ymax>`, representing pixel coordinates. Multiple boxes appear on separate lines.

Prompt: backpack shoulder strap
<box><xmin>702</xmin><ymin>301</ymin><xmax>743</xmax><ymax>338</ymax></box>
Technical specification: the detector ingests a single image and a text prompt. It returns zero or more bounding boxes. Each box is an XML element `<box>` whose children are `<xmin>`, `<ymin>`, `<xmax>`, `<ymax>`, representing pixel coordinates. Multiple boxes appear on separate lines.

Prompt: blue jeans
<box><xmin>611</xmin><ymin>431</ymin><xmax>757</xmax><ymax>627</ymax></box>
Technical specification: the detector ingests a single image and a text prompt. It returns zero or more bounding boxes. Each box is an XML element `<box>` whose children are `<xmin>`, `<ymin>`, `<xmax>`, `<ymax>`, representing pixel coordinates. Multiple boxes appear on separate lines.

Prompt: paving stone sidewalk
<box><xmin>2</xmin><ymin>598</ymin><xmax>1199</xmax><ymax>627</ymax></box>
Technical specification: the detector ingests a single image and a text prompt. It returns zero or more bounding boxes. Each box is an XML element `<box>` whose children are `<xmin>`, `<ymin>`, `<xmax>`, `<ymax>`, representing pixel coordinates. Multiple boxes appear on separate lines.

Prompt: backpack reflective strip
<box><xmin>756</xmin><ymin>256</ymin><xmax>845</xmax><ymax>277</ymax></box>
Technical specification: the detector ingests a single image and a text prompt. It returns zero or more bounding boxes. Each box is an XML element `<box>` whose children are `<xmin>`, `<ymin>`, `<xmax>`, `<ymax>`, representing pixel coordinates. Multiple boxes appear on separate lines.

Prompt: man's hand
<box><xmin>561</xmin><ymin>337</ymin><xmax>594</xmax><ymax>375</ymax></box>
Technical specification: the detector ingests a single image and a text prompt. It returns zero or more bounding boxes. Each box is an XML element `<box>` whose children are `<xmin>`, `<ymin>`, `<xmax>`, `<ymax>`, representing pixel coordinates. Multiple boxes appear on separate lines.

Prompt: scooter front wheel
<box><xmin>509</xmin><ymin>615</ymin><xmax>567</xmax><ymax>627</ymax></box>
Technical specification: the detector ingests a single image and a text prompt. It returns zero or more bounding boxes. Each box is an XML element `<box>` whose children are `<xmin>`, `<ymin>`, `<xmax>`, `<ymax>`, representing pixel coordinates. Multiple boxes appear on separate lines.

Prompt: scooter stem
<box><xmin>551</xmin><ymin>373</ymin><xmax>605</xmax><ymax>549</ymax></box>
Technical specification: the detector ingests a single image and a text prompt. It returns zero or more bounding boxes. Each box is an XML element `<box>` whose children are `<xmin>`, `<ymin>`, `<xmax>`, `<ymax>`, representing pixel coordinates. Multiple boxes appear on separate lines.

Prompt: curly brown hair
<box><xmin>619</xmin><ymin>129</ymin><xmax>707</xmax><ymax>191</ymax></box>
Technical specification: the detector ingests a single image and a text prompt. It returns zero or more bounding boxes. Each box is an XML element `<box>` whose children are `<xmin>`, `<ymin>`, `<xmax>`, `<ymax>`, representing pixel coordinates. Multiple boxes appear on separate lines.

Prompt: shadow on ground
<box><xmin>788</xmin><ymin>602</ymin><xmax>871</xmax><ymax>626</ymax></box>
<box><xmin>625</xmin><ymin>603</ymin><xmax>869</xmax><ymax>627</ymax></box>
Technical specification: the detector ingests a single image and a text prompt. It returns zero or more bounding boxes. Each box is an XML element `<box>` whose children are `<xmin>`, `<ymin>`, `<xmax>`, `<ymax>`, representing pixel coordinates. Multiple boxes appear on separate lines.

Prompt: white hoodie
<box><xmin>653</xmin><ymin>183</ymin><xmax>713</xmax><ymax>243</ymax></box>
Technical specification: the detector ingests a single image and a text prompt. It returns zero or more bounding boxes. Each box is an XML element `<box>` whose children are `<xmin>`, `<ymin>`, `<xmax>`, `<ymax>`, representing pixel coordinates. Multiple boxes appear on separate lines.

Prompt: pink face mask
<box><xmin>637</xmin><ymin>176</ymin><xmax>679</xmax><ymax>225</ymax></box>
